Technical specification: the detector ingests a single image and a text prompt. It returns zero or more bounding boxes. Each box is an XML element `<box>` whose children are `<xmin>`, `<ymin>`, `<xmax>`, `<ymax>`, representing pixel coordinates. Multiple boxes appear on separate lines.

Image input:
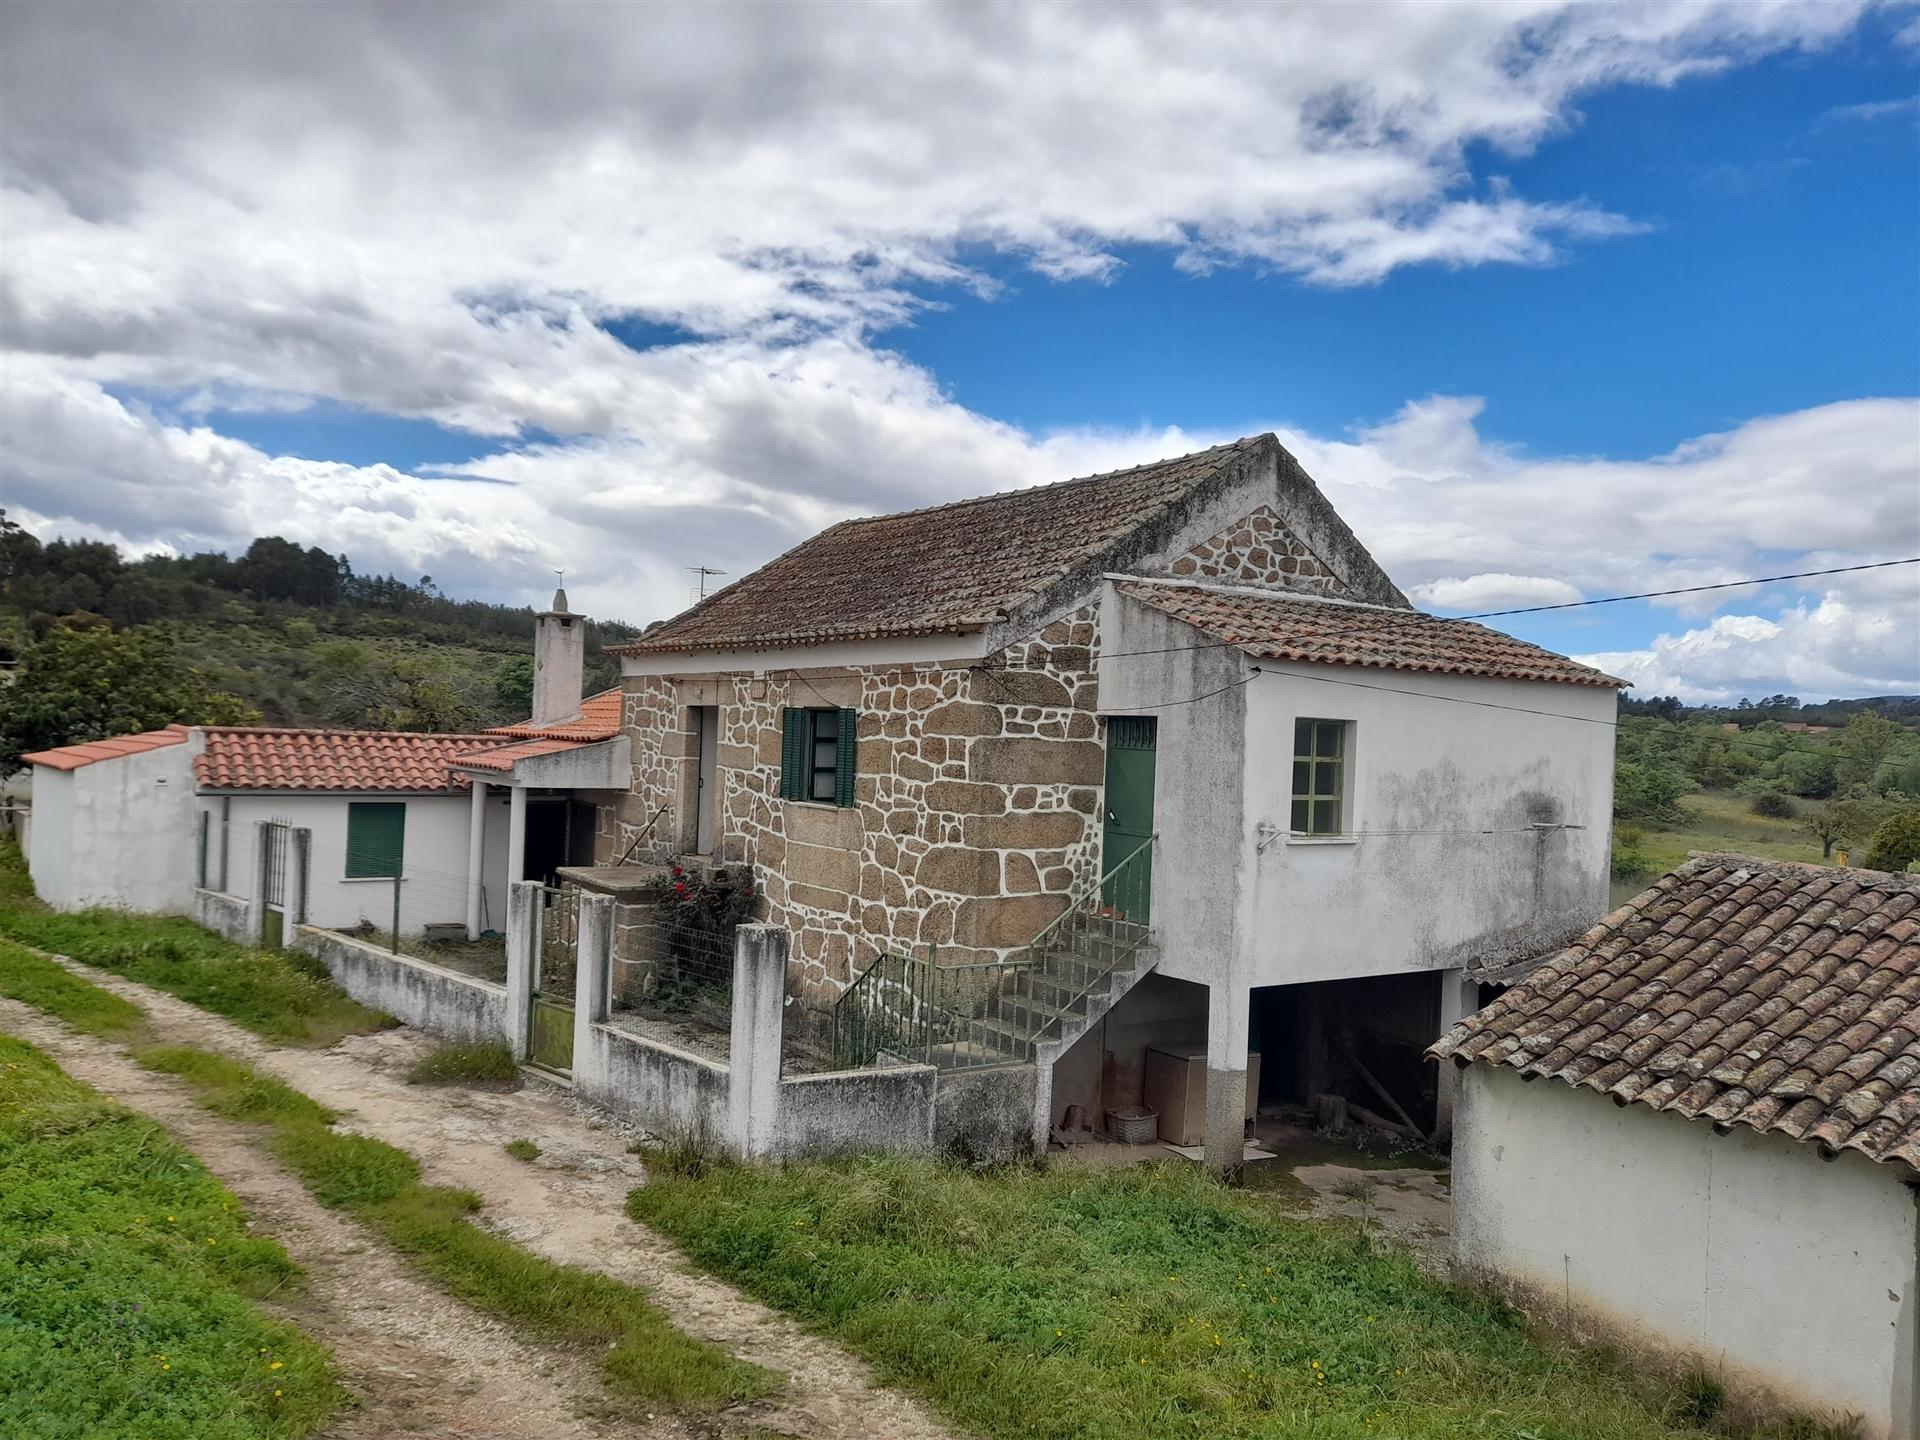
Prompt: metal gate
<box><xmin>527</xmin><ymin>887</ymin><xmax>579</xmax><ymax>1074</ymax></box>
<box><xmin>261</xmin><ymin>820</ymin><xmax>288</xmax><ymax>949</ymax></box>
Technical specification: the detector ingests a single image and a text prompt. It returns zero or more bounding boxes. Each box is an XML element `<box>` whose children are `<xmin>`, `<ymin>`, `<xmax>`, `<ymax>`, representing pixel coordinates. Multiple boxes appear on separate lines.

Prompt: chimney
<box><xmin>532</xmin><ymin>585</ymin><xmax>586</xmax><ymax>726</ymax></box>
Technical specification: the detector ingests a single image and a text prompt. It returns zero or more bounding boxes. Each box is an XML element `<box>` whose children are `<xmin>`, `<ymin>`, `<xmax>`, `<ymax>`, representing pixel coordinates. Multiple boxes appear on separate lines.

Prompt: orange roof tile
<box><xmin>1115</xmin><ymin>581</ymin><xmax>1624</xmax><ymax>688</ymax></box>
<box><xmin>25</xmin><ymin>726</ymin><xmax>192</xmax><ymax>771</ymax></box>
<box><xmin>195</xmin><ymin>729</ymin><xmax>500</xmax><ymax>793</ymax></box>
<box><xmin>1431</xmin><ymin>855</ymin><xmax>1920</xmax><ymax>1172</ymax></box>
<box><xmin>454</xmin><ymin>737</ymin><xmax>593</xmax><ymax>773</ymax></box>
<box><xmin>486</xmin><ymin>688</ymin><xmax>622</xmax><ymax>741</ymax></box>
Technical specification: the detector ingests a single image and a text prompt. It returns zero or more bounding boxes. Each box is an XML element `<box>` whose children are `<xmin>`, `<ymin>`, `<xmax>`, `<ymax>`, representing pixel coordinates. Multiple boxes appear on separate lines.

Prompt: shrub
<box><xmin>1613</xmin><ymin>759</ymin><xmax>1690</xmax><ymax>824</ymax></box>
<box><xmin>1747</xmin><ymin>789</ymin><xmax>1796</xmax><ymax>819</ymax></box>
<box><xmin>1864</xmin><ymin>813</ymin><xmax>1920</xmax><ymax>873</ymax></box>
<box><xmin>1610</xmin><ymin>844</ymin><xmax>1655</xmax><ymax>882</ymax></box>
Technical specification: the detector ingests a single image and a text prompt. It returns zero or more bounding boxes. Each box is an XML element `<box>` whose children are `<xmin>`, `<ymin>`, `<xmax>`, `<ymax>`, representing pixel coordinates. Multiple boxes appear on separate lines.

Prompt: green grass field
<box><xmin>0</xmin><ymin>838</ymin><xmax>391</xmax><ymax>1047</ymax></box>
<box><xmin>627</xmin><ymin>1150</ymin><xmax>1790</xmax><ymax>1440</ymax></box>
<box><xmin>0</xmin><ymin>1033</ymin><xmax>342</xmax><ymax>1440</ymax></box>
<box><xmin>1612</xmin><ymin>788</ymin><xmax>1828</xmax><ymax>906</ymax></box>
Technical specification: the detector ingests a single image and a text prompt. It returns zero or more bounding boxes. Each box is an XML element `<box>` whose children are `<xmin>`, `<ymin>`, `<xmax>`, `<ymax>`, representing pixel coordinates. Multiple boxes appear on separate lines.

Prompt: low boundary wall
<box><xmin>192</xmin><ymin>887</ymin><xmax>258</xmax><ymax>946</ymax></box>
<box><xmin>291</xmin><ymin>925</ymin><xmax>508</xmax><ymax>1042</ymax></box>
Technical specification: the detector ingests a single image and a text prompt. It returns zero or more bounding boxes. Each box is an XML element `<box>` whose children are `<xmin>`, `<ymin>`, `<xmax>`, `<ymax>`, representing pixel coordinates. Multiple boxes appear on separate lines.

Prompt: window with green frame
<box><xmin>779</xmin><ymin>707</ymin><xmax>858</xmax><ymax>806</ymax></box>
<box><xmin>344</xmin><ymin>801</ymin><xmax>406</xmax><ymax>878</ymax></box>
<box><xmin>1291</xmin><ymin>719</ymin><xmax>1348</xmax><ymax>835</ymax></box>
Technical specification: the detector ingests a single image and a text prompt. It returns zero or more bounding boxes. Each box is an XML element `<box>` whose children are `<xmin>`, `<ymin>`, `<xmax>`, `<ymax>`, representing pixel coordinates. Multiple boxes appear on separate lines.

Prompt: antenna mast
<box><xmin>689</xmin><ymin>565</ymin><xmax>727</xmax><ymax>601</ymax></box>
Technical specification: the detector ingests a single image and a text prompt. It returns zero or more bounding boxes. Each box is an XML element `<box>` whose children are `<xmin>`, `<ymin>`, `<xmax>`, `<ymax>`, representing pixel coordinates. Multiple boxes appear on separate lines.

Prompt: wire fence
<box><xmin>604</xmin><ymin>915</ymin><xmax>736</xmax><ymax>1060</ymax></box>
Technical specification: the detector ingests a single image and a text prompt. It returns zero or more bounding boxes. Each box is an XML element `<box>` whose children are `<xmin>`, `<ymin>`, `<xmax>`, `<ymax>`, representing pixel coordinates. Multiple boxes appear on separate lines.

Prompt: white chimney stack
<box><xmin>531</xmin><ymin>585</ymin><xmax>586</xmax><ymax>726</ymax></box>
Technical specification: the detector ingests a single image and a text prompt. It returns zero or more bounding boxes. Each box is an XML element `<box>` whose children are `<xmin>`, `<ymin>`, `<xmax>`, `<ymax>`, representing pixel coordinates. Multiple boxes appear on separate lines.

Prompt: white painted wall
<box><xmin>1100</xmin><ymin>584</ymin><xmax>1615</xmax><ymax>994</ymax></box>
<box><xmin>1452</xmin><ymin>1065</ymin><xmax>1917</xmax><ymax>1438</ymax></box>
<box><xmin>200</xmin><ymin>791</ymin><xmax>514</xmax><ymax>935</ymax></box>
<box><xmin>28</xmin><ymin>740</ymin><xmax>201</xmax><ymax>912</ymax></box>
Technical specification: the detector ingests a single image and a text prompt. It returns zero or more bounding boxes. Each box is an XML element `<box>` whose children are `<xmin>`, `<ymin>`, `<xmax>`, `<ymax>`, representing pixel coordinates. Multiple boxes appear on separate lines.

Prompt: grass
<box><xmin>0</xmin><ymin>837</ymin><xmax>392</xmax><ymax>1047</ymax></box>
<box><xmin>0</xmin><ymin>936</ymin><xmax>147</xmax><ymax>1038</ymax></box>
<box><xmin>504</xmin><ymin>1139</ymin><xmax>541</xmax><ymax>1162</ymax></box>
<box><xmin>139</xmin><ymin>1046</ymin><xmax>775</xmax><ymax>1416</ymax></box>
<box><xmin>406</xmin><ymin>1040</ymin><xmax>520</xmax><ymax>1088</ymax></box>
<box><xmin>629</xmin><ymin>1150</ymin><xmax>1832</xmax><ymax>1440</ymax></box>
<box><xmin>1613</xmin><ymin>788</ymin><xmax>1828</xmax><ymax>906</ymax></box>
<box><xmin>0</xmin><ymin>1032</ymin><xmax>342</xmax><ymax>1439</ymax></box>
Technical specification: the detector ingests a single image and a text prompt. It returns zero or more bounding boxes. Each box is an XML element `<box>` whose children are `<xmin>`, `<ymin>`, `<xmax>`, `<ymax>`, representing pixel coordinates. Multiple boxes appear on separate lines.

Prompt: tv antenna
<box><xmin>689</xmin><ymin>565</ymin><xmax>727</xmax><ymax>601</ymax></box>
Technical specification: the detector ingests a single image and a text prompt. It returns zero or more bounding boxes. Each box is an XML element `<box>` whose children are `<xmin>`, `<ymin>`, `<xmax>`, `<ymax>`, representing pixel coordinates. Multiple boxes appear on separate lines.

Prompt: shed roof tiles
<box><xmin>1430</xmin><ymin>854</ymin><xmax>1920</xmax><ymax>1172</ymax></box>
<box><xmin>484</xmin><ymin>689</ymin><xmax>621</xmax><ymax>741</ymax></box>
<box><xmin>24</xmin><ymin>726</ymin><xmax>192</xmax><ymax>770</ymax></box>
<box><xmin>1115</xmin><ymin>581</ymin><xmax>1624</xmax><ymax>688</ymax></box>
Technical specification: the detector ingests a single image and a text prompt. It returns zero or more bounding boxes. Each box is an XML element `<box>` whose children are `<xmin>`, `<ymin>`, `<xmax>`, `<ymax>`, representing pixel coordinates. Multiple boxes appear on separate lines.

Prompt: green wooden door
<box><xmin>1101</xmin><ymin>716</ymin><xmax>1157</xmax><ymax>923</ymax></box>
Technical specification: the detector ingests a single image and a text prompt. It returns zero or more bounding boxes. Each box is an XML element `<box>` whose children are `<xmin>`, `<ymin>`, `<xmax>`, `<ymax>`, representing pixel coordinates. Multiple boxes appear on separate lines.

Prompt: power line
<box><xmin>1457</xmin><ymin>558</ymin><xmax>1920</xmax><ymax>619</ymax></box>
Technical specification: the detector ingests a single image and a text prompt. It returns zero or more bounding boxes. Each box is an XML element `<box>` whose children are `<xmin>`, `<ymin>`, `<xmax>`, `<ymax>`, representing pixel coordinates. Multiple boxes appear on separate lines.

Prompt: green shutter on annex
<box><xmin>834</xmin><ymin>707</ymin><xmax>858</xmax><ymax>807</ymax></box>
<box><xmin>344</xmin><ymin>802</ymin><xmax>405</xmax><ymax>878</ymax></box>
<box><xmin>780</xmin><ymin>708</ymin><xmax>805</xmax><ymax>801</ymax></box>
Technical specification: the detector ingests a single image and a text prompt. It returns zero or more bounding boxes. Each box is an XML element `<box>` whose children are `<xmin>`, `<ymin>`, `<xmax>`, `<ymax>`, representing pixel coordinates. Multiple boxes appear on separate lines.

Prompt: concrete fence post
<box><xmin>572</xmin><ymin>893</ymin><xmax>614</xmax><ymax>1067</ymax></box>
<box><xmin>727</xmin><ymin>923</ymin><xmax>788</xmax><ymax>1159</ymax></box>
<box><xmin>246</xmin><ymin>821</ymin><xmax>271</xmax><ymax>947</ymax></box>
<box><xmin>504</xmin><ymin>880</ymin><xmax>540</xmax><ymax>1061</ymax></box>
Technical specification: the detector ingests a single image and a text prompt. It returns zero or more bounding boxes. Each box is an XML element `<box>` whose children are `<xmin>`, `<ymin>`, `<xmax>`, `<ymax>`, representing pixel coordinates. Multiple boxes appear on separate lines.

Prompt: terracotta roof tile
<box><xmin>25</xmin><ymin>725</ymin><xmax>192</xmax><ymax>770</ymax></box>
<box><xmin>196</xmin><ymin>729</ymin><xmax>500</xmax><ymax>793</ymax></box>
<box><xmin>614</xmin><ymin>436</ymin><xmax>1357</xmax><ymax>655</ymax></box>
<box><xmin>454</xmin><ymin>737</ymin><xmax>592</xmax><ymax>773</ymax></box>
<box><xmin>1431</xmin><ymin>854</ymin><xmax>1920</xmax><ymax>1173</ymax></box>
<box><xmin>486</xmin><ymin>689</ymin><xmax>622</xmax><ymax>741</ymax></box>
<box><xmin>1115</xmin><ymin>581</ymin><xmax>1623</xmax><ymax>688</ymax></box>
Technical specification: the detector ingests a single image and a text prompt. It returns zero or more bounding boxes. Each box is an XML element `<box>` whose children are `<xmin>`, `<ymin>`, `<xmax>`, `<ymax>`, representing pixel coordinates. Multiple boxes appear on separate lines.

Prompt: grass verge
<box><xmin>0</xmin><ymin>1032</ymin><xmax>342</xmax><ymax>1440</ymax></box>
<box><xmin>0</xmin><ymin>936</ymin><xmax>148</xmax><ymax>1038</ymax></box>
<box><xmin>139</xmin><ymin>1045</ymin><xmax>775</xmax><ymax>1415</ymax></box>
<box><xmin>628</xmin><ymin>1150</ymin><xmax>1837</xmax><ymax>1440</ymax></box>
<box><xmin>0</xmin><ymin>836</ymin><xmax>391</xmax><ymax>1047</ymax></box>
<box><xmin>406</xmin><ymin>1039</ymin><xmax>520</xmax><ymax>1088</ymax></box>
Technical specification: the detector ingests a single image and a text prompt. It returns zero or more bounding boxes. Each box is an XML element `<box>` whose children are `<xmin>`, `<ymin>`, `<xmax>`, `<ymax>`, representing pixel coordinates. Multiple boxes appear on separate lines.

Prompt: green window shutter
<box><xmin>835</xmin><ymin>707</ymin><xmax>858</xmax><ymax>807</ymax></box>
<box><xmin>780</xmin><ymin>708</ymin><xmax>804</xmax><ymax>801</ymax></box>
<box><xmin>345</xmin><ymin>802</ymin><xmax>406</xmax><ymax>878</ymax></box>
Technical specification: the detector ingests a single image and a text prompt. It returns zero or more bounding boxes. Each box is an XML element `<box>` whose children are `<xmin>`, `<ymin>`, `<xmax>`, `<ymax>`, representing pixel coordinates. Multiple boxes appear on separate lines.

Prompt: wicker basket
<box><xmin>1106</xmin><ymin>1105</ymin><xmax>1159</xmax><ymax>1145</ymax></box>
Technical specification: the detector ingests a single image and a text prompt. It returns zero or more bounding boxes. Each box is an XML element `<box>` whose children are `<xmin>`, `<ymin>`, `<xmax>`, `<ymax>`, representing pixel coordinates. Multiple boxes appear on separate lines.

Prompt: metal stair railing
<box><xmin>829</xmin><ymin>832</ymin><xmax>1157</xmax><ymax>1071</ymax></box>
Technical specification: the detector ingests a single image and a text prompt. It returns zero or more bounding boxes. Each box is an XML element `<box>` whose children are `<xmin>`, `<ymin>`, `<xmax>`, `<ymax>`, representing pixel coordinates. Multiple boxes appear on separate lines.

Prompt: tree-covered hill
<box><xmin>0</xmin><ymin>515</ymin><xmax>646</xmax><ymax>765</ymax></box>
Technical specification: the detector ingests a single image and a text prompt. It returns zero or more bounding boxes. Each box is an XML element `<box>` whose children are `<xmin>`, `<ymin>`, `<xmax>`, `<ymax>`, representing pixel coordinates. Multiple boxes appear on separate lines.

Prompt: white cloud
<box><xmin>1577</xmin><ymin>594</ymin><xmax>1918</xmax><ymax>704</ymax></box>
<box><xmin>1</xmin><ymin>1</ymin><xmax>1911</xmax><ymax>699</ymax></box>
<box><xmin>1411</xmin><ymin>574</ymin><xmax>1585</xmax><ymax>611</ymax></box>
<box><xmin>1824</xmin><ymin>94</ymin><xmax>1920</xmax><ymax>124</ymax></box>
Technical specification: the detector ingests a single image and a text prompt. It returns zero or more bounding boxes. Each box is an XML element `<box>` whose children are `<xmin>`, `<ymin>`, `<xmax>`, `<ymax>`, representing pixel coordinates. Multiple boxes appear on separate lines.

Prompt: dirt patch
<box><xmin>10</xmin><ymin>957</ymin><xmax>959</xmax><ymax>1440</ymax></box>
<box><xmin>1291</xmin><ymin>1164</ymin><xmax>1453</xmax><ymax>1269</ymax></box>
<box><xmin>0</xmin><ymin>996</ymin><xmax>684</xmax><ymax>1440</ymax></box>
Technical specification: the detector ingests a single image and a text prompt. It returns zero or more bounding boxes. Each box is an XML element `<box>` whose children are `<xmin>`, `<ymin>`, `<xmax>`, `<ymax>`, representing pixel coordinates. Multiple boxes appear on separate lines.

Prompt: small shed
<box><xmin>1432</xmin><ymin>854</ymin><xmax>1919</xmax><ymax>1438</ymax></box>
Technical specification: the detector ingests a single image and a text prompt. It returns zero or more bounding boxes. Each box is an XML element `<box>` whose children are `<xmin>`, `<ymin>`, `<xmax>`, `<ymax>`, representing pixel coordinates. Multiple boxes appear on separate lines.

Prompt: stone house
<box><xmin>1432</xmin><ymin>855</ymin><xmax>1920</xmax><ymax>1439</ymax></box>
<box><xmin>601</xmin><ymin>433</ymin><xmax>1624</xmax><ymax>1165</ymax></box>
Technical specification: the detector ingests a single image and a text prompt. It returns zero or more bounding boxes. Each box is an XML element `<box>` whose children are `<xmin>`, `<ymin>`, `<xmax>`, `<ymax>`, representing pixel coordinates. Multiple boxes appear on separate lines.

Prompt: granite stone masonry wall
<box><xmin>1166</xmin><ymin>505</ymin><xmax>1350</xmax><ymax>596</ymax></box>
<box><xmin>604</xmin><ymin>504</ymin><xmax>1341</xmax><ymax>1015</ymax></box>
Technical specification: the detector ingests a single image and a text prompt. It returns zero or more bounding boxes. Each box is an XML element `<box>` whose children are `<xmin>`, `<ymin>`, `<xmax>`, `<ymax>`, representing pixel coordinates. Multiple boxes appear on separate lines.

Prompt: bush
<box><xmin>1611</xmin><ymin>843</ymin><xmax>1655</xmax><ymax>882</ymax></box>
<box><xmin>1864</xmin><ymin>813</ymin><xmax>1920</xmax><ymax>873</ymax></box>
<box><xmin>1747</xmin><ymin>789</ymin><xmax>1796</xmax><ymax>819</ymax></box>
<box><xmin>1613</xmin><ymin>759</ymin><xmax>1691</xmax><ymax>824</ymax></box>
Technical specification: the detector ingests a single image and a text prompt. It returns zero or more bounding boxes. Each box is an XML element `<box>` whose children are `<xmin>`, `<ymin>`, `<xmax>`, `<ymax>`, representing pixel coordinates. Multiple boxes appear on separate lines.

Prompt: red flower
<box><xmin>673</xmin><ymin>881</ymin><xmax>689</xmax><ymax>896</ymax></box>
<box><xmin>670</xmin><ymin>865</ymin><xmax>683</xmax><ymax>878</ymax></box>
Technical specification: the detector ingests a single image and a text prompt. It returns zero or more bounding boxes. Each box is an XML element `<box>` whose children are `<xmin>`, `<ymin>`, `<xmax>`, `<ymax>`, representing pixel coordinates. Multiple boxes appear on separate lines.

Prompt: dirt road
<box><xmin>1</xmin><ymin>958</ymin><xmax>959</xmax><ymax>1440</ymax></box>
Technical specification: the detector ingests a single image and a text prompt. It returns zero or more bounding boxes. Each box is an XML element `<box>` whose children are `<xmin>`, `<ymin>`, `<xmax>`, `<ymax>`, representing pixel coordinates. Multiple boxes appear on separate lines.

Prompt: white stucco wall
<box><xmin>200</xmin><ymin>792</ymin><xmax>513</xmax><ymax>935</ymax></box>
<box><xmin>28</xmin><ymin>740</ymin><xmax>201</xmax><ymax>913</ymax></box>
<box><xmin>1452</xmin><ymin>1065</ymin><xmax>1918</xmax><ymax>1437</ymax></box>
<box><xmin>1100</xmin><ymin>585</ymin><xmax>1615</xmax><ymax>994</ymax></box>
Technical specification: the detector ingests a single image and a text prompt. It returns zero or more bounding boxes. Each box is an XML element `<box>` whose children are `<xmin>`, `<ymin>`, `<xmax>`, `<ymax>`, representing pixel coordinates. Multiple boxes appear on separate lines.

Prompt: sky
<box><xmin>2</xmin><ymin>0</ymin><xmax>1917</xmax><ymax>704</ymax></box>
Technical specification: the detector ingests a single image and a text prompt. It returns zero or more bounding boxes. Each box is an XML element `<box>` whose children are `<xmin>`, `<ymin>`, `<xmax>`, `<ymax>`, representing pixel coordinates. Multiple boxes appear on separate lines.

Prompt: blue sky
<box><xmin>4</xmin><ymin>1</ymin><xmax>1917</xmax><ymax>701</ymax></box>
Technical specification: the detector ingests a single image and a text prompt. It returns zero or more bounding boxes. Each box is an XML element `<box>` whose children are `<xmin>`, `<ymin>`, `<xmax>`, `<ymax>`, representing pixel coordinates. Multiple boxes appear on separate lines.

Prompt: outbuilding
<box><xmin>1432</xmin><ymin>854</ymin><xmax>1920</xmax><ymax>1438</ymax></box>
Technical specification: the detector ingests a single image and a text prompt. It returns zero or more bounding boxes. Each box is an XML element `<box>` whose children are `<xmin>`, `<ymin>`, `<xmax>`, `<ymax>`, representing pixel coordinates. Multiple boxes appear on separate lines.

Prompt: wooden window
<box><xmin>779</xmin><ymin>707</ymin><xmax>857</xmax><ymax>807</ymax></box>
<box><xmin>345</xmin><ymin>801</ymin><xmax>406</xmax><ymax>878</ymax></box>
<box><xmin>1290</xmin><ymin>719</ymin><xmax>1348</xmax><ymax>835</ymax></box>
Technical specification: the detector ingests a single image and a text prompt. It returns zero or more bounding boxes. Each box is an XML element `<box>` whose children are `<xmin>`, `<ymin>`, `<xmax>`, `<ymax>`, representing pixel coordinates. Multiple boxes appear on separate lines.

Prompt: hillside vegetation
<box><xmin>0</xmin><ymin>516</ymin><xmax>645</xmax><ymax>763</ymax></box>
<box><xmin>1609</xmin><ymin>705</ymin><xmax>1920</xmax><ymax>900</ymax></box>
